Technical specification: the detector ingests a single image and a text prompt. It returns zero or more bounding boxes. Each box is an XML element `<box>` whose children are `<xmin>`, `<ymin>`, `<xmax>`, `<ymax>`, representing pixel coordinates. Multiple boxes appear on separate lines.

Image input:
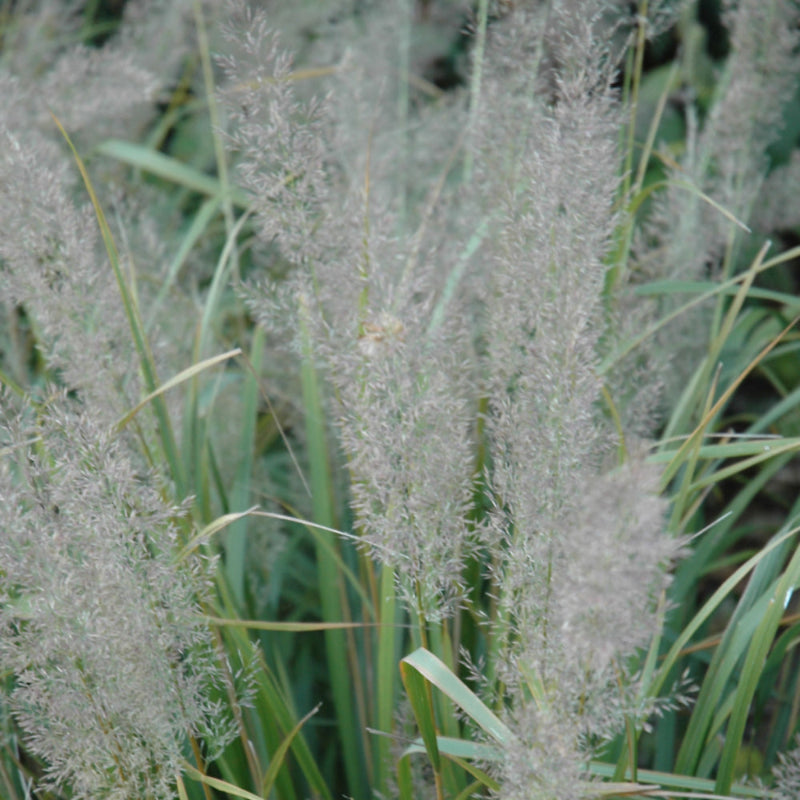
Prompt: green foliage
<box><xmin>2</xmin><ymin>2</ymin><xmax>800</xmax><ymax>800</ymax></box>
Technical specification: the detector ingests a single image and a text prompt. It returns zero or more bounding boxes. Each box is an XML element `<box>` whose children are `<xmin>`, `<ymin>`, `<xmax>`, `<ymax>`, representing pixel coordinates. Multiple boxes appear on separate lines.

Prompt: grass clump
<box><xmin>2</xmin><ymin>2</ymin><xmax>800</xmax><ymax>800</ymax></box>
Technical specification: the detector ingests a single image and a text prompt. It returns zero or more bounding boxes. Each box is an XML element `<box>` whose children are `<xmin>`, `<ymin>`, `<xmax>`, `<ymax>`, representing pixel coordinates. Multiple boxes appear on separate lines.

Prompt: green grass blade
<box><xmin>96</xmin><ymin>139</ymin><xmax>251</xmax><ymax>207</ymax></box>
<box><xmin>675</xmin><ymin>589</ymin><xmax>780</xmax><ymax>775</ymax></box>
<box><xmin>715</xmin><ymin>542</ymin><xmax>800</xmax><ymax>794</ymax></box>
<box><xmin>226</xmin><ymin>328</ymin><xmax>265</xmax><ymax>609</ymax></box>
<box><xmin>182</xmin><ymin>763</ymin><xmax>265</xmax><ymax>800</ymax></box>
<box><xmin>260</xmin><ymin>704</ymin><xmax>321</xmax><ymax>797</ymax></box>
<box><xmin>214</xmin><ymin>591</ymin><xmax>333</xmax><ymax>800</ymax></box>
<box><xmin>397</xmin><ymin>753</ymin><xmax>414</xmax><ymax>800</ymax></box>
<box><xmin>400</xmin><ymin>648</ymin><xmax>514</xmax><ymax>745</ymax></box>
<box><xmin>374</xmin><ymin>563</ymin><xmax>399</xmax><ymax>796</ymax></box>
<box><xmin>651</xmin><ymin>526</ymin><xmax>800</xmax><ymax>697</ymax></box>
<box><xmin>599</xmin><ymin>258</ymin><xmax>775</xmax><ymax>376</ymax></box>
<box><xmin>660</xmin><ymin>314</ymin><xmax>799</xmax><ymax>489</ymax></box>
<box><xmin>146</xmin><ymin>196</ymin><xmax>222</xmax><ymax>331</ymax></box>
<box><xmin>589</xmin><ymin>760</ymin><xmax>765</xmax><ymax>797</ymax></box>
<box><xmin>53</xmin><ymin>114</ymin><xmax>187</xmax><ymax>496</ymax></box>
<box><xmin>206</xmin><ymin>615</ymin><xmax>385</xmax><ymax>633</ymax></box>
<box><xmin>115</xmin><ymin>348</ymin><xmax>242</xmax><ymax>432</ymax></box>
<box><xmin>176</xmin><ymin>508</ymin><xmax>257</xmax><ymax>563</ymax></box>
<box><xmin>399</xmin><ymin>657</ymin><xmax>442</xmax><ymax>773</ymax></box>
<box><xmin>298</xmin><ymin>303</ymin><xmax>366</xmax><ymax>799</ymax></box>
<box><xmin>250</xmin><ymin>509</ymin><xmax>375</xmax><ymax>614</ymax></box>
<box><xmin>403</xmin><ymin>736</ymin><xmax>503</xmax><ymax>762</ymax></box>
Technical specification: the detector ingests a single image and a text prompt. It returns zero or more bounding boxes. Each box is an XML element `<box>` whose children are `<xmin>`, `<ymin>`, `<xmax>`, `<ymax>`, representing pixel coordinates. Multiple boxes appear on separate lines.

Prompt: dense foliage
<box><xmin>1</xmin><ymin>2</ymin><xmax>800</xmax><ymax>799</ymax></box>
